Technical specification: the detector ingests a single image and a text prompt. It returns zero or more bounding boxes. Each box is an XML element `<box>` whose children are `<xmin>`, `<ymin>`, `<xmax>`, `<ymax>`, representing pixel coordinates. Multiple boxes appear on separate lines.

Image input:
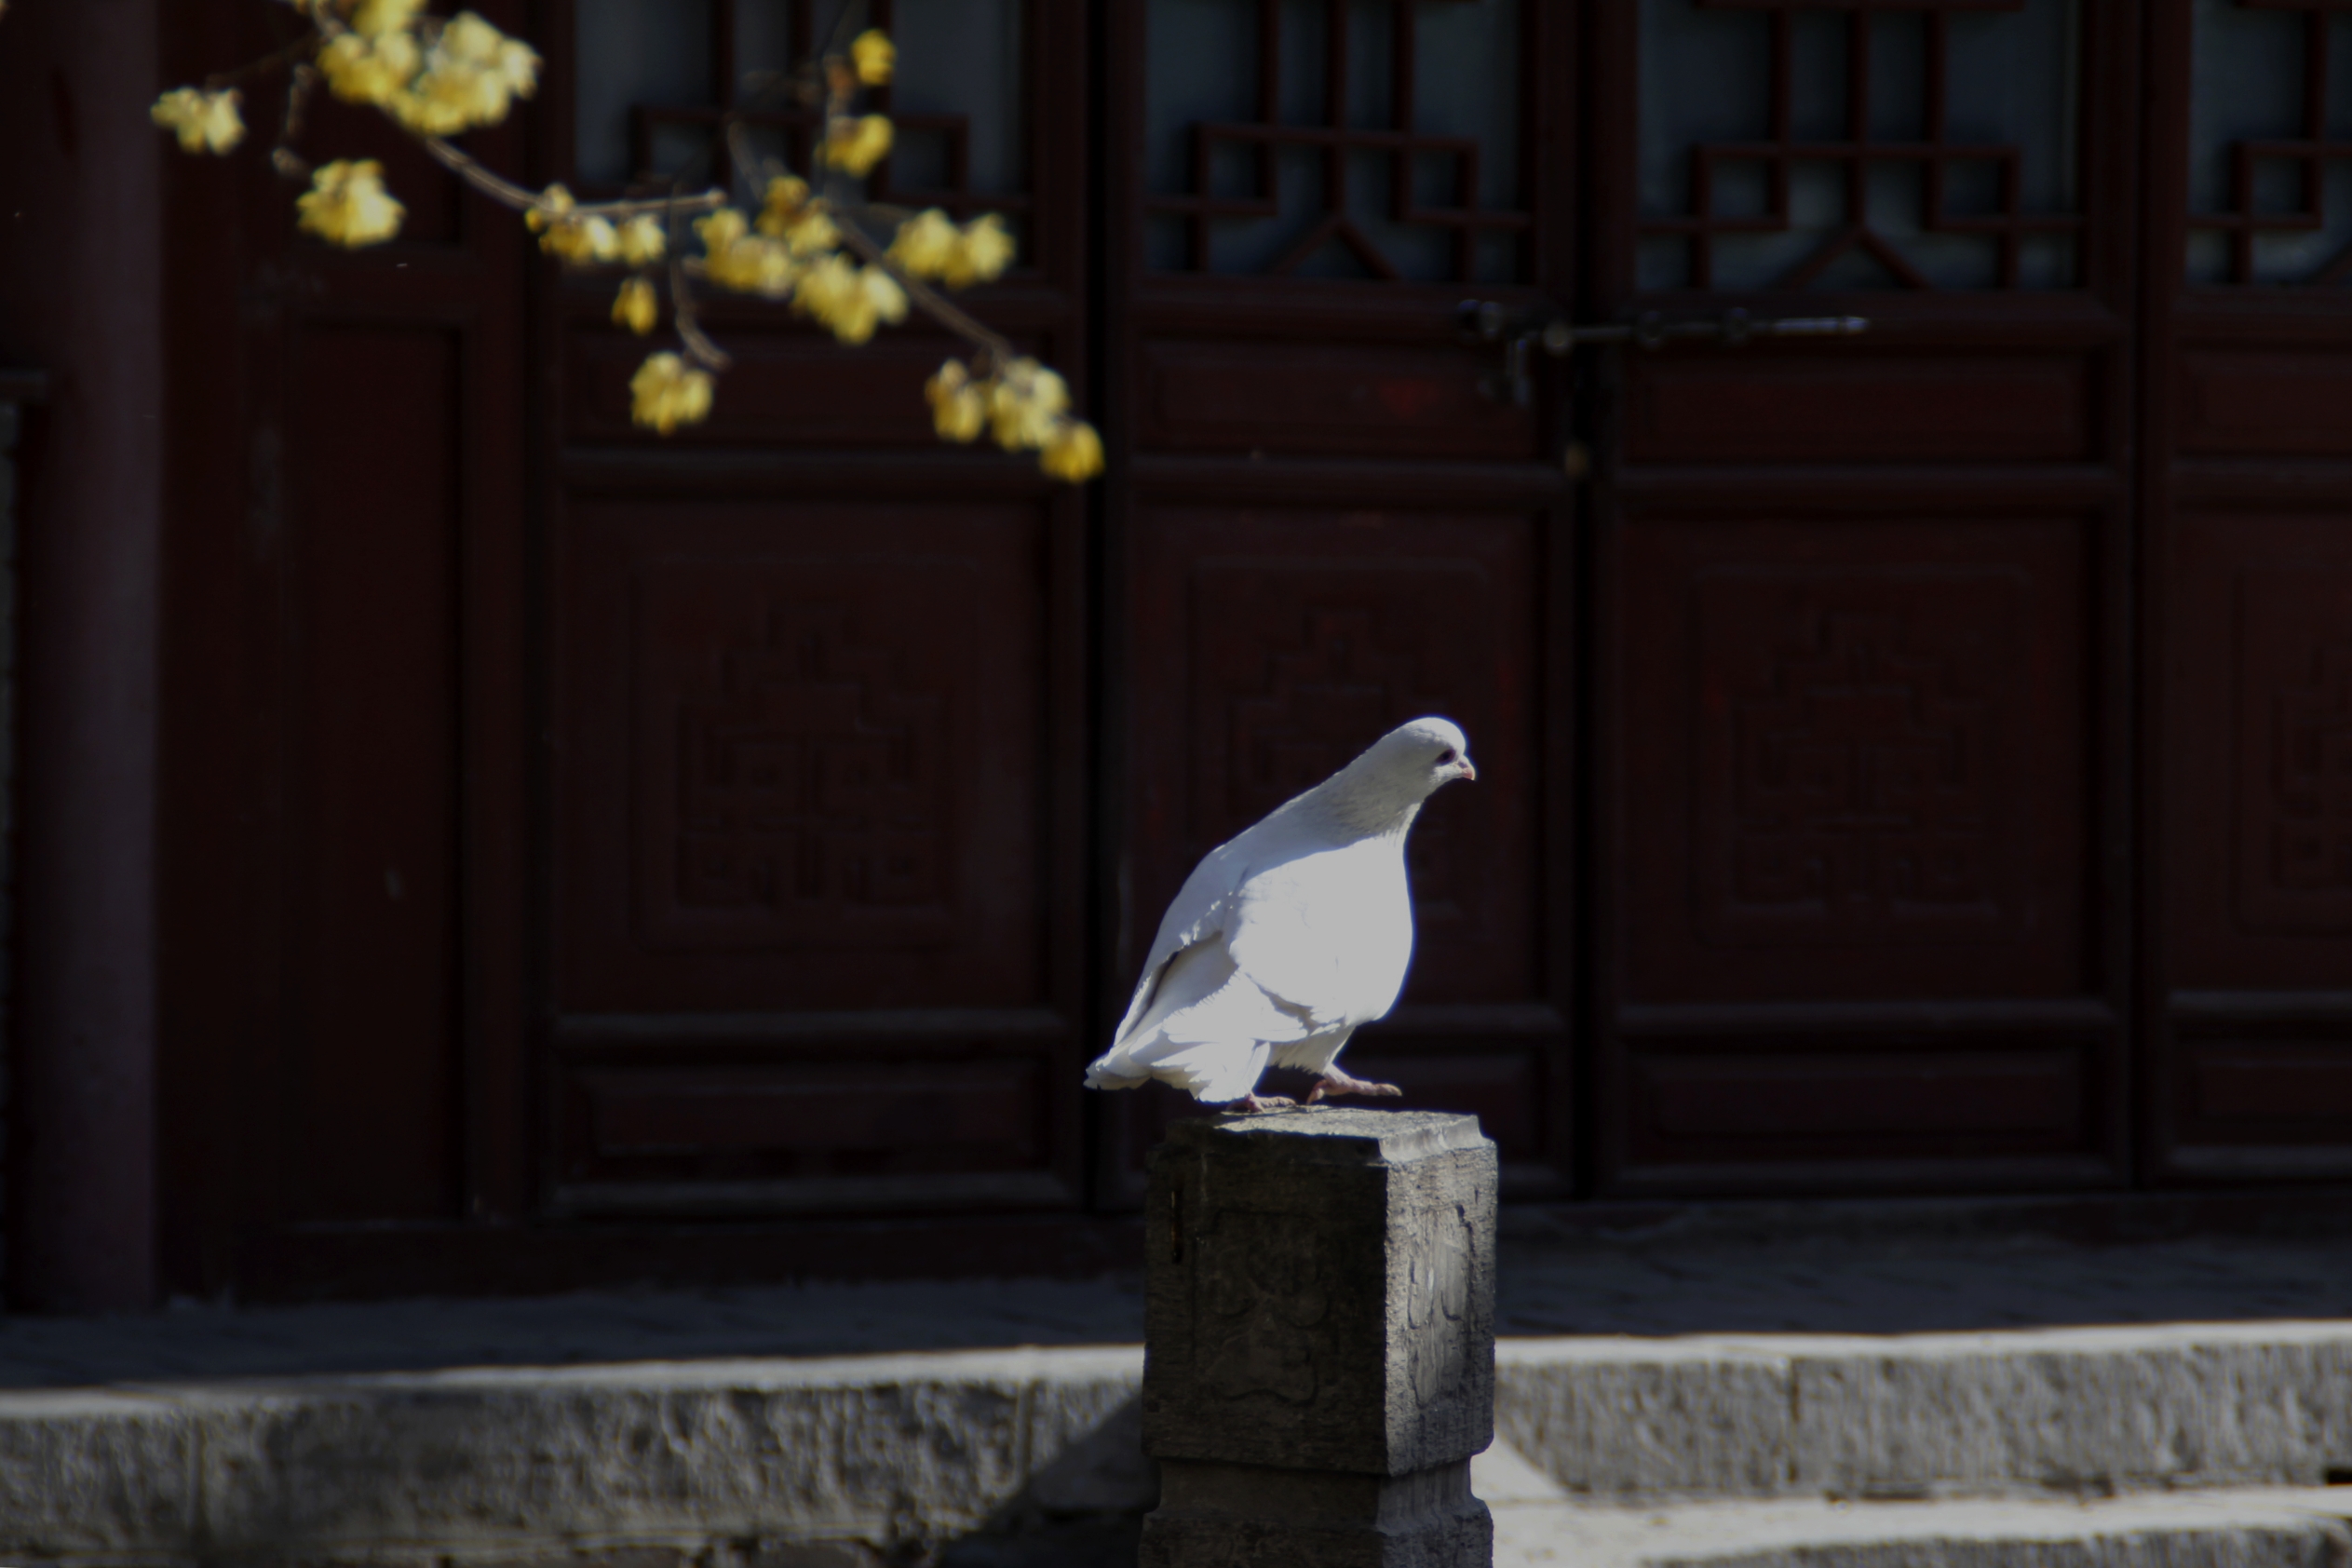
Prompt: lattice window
<box><xmin>1142</xmin><ymin>0</ymin><xmax>1529</xmax><ymax>283</ymax></box>
<box><xmin>575</xmin><ymin>0</ymin><xmax>1026</xmax><ymax>224</ymax></box>
<box><xmin>1638</xmin><ymin>0</ymin><xmax>2084</xmax><ymax>291</ymax></box>
<box><xmin>2187</xmin><ymin>0</ymin><xmax>2352</xmax><ymax>285</ymax></box>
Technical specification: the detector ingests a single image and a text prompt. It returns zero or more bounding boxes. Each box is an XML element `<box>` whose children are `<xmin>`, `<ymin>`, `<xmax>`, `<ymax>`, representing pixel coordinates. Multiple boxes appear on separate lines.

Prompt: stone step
<box><xmin>6</xmin><ymin>1325</ymin><xmax>2350</xmax><ymax>1564</ymax></box>
<box><xmin>1498</xmin><ymin>1323</ymin><xmax>2352</xmax><ymax>1502</ymax></box>
<box><xmin>1488</xmin><ymin>1485</ymin><xmax>2352</xmax><ymax>1568</ymax></box>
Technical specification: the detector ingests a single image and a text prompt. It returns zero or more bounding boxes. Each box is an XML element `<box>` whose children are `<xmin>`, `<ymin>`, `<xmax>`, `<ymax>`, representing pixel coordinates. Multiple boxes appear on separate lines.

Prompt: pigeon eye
<box><xmin>1436</xmin><ymin>748</ymin><xmax>1457</xmax><ymax>765</ymax></box>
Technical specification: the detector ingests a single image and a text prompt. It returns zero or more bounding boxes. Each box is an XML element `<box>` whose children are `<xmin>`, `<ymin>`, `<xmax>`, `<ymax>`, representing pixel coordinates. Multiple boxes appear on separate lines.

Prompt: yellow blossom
<box><xmin>296</xmin><ymin>159</ymin><xmax>406</xmax><ymax>248</ymax></box>
<box><xmin>986</xmin><ymin>358</ymin><xmax>1068</xmax><ymax>449</ymax></box>
<box><xmin>398</xmin><ymin>12</ymin><xmax>538</xmax><ymax>134</ymax></box>
<box><xmin>614</xmin><ymin>276</ymin><xmax>658</xmax><ymax>335</ymax></box>
<box><xmin>1040</xmin><ymin>419</ymin><xmax>1104</xmax><ymax>482</ymax></box>
<box><xmin>439</xmin><ymin>11</ymin><xmax>540</xmax><ymax>97</ymax></box>
<box><xmin>439</xmin><ymin>11</ymin><xmax>504</xmax><ymax>61</ymax></box>
<box><xmin>706</xmin><ymin>232</ymin><xmax>798</xmax><ymax>296</ymax></box>
<box><xmin>791</xmin><ymin>257</ymin><xmax>904</xmax><ymax>344</ymax></box>
<box><xmin>752</xmin><ymin>177</ymin><xmax>842</xmax><ymax>258</ymax></box>
<box><xmin>695</xmin><ymin>206</ymin><xmax>749</xmax><ymax>250</ymax></box>
<box><xmin>926</xmin><ymin>361</ymin><xmax>986</xmax><ymax>443</ymax></box>
<box><xmin>791</xmin><ymin>253</ymin><xmax>872</xmax><ymax>341</ymax></box>
<box><xmin>617</xmin><ymin>214</ymin><xmax>666</xmax><ymax>267</ymax></box>
<box><xmin>526</xmin><ymin>183</ymin><xmax>575</xmax><ymax>232</ymax></box>
<box><xmin>537</xmin><ymin>186</ymin><xmax>616</xmax><ymax>263</ymax></box>
<box><xmin>822</xmin><ymin>114</ymin><xmax>893</xmax><ymax>177</ymax></box>
<box><xmin>888</xmin><ymin>209</ymin><xmax>958</xmax><ymax>278</ymax></box>
<box><xmin>862</xmin><ymin>265</ymin><xmax>909</xmax><ymax>328</ymax></box>
<box><xmin>151</xmin><ymin>88</ymin><xmax>244</xmax><ymax>155</ymax></box>
<box><xmin>629</xmin><ymin>352</ymin><xmax>714</xmax><ymax>434</ymax></box>
<box><xmin>851</xmin><ymin>29</ymin><xmax>896</xmax><ymax>87</ymax></box>
<box><xmin>696</xmin><ymin>207</ymin><xmax>796</xmax><ymax>296</ymax></box>
<box><xmin>941</xmin><ymin>212</ymin><xmax>1015</xmax><ymax>289</ymax></box>
<box><xmin>756</xmin><ymin>175</ymin><xmax>810</xmax><ymax>234</ymax></box>
<box><xmin>496</xmin><ymin>39</ymin><xmax>540</xmax><ymax>95</ymax></box>
<box><xmin>319</xmin><ymin>29</ymin><xmax>421</xmax><ymax>107</ymax></box>
<box><xmin>351</xmin><ymin>0</ymin><xmax>426</xmax><ymax>38</ymax></box>
<box><xmin>782</xmin><ymin>208</ymin><xmax>839</xmax><ymax>257</ymax></box>
<box><xmin>539</xmin><ymin>210</ymin><xmax>616</xmax><ymax>264</ymax></box>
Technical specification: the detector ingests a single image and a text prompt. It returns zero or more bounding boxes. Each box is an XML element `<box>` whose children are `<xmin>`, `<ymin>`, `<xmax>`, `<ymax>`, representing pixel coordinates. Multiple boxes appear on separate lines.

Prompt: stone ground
<box><xmin>4</xmin><ymin>1194</ymin><xmax>2348</xmax><ymax>1387</ymax></box>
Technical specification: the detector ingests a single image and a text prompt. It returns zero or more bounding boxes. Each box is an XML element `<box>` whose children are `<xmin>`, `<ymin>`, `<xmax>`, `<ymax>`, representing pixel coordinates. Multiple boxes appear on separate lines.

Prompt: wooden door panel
<box><xmin>283</xmin><ymin>323</ymin><xmax>466</xmax><ymax>1224</ymax></box>
<box><xmin>1625</xmin><ymin>1041</ymin><xmax>2104</xmax><ymax>1178</ymax></box>
<box><xmin>2144</xmin><ymin>0</ymin><xmax>2352</xmax><ymax>1183</ymax></box>
<box><xmin>551</xmin><ymin>1056</ymin><xmax>1065</xmax><ymax>1216</ymax></box>
<box><xmin>2163</xmin><ymin>516</ymin><xmax>2352</xmax><ymax>981</ymax></box>
<box><xmin>159</xmin><ymin>0</ymin><xmax>534</xmax><ymax>1291</ymax></box>
<box><xmin>2177</xmin><ymin>349</ymin><xmax>2352</xmax><ymax>456</ymax></box>
<box><xmin>552</xmin><ymin>495</ymin><xmax>1084</xmax><ymax>1211</ymax></box>
<box><xmin>1590</xmin><ymin>0</ymin><xmax>2134</xmax><ymax>1195</ymax></box>
<box><xmin>1618</xmin><ymin>515</ymin><xmax>2094</xmax><ymax>1004</ymax></box>
<box><xmin>2163</xmin><ymin>1032</ymin><xmax>2352</xmax><ymax>1180</ymax></box>
<box><xmin>1625</xmin><ymin>350</ymin><xmax>2106</xmax><ymax>466</ymax></box>
<box><xmin>2153</xmin><ymin>511</ymin><xmax>2352</xmax><ymax>1180</ymax></box>
<box><xmin>559</xmin><ymin>502</ymin><xmax>1049</xmax><ymax>1010</ymax></box>
<box><xmin>1139</xmin><ymin>340</ymin><xmax>1539</xmax><ymax>459</ymax></box>
<box><xmin>531</xmin><ymin>0</ymin><xmax>1090</xmax><ymax>1234</ymax></box>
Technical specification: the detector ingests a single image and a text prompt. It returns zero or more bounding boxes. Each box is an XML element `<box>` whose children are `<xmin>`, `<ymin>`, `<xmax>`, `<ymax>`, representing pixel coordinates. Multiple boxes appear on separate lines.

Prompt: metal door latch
<box><xmin>1459</xmin><ymin>301</ymin><xmax>1869</xmax><ymax>407</ymax></box>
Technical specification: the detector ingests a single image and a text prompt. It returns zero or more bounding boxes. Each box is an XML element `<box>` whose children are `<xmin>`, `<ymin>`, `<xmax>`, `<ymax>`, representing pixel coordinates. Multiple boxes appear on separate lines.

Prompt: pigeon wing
<box><xmin>1107</xmin><ymin>839</ymin><xmax>1250</xmax><ymax>1047</ymax></box>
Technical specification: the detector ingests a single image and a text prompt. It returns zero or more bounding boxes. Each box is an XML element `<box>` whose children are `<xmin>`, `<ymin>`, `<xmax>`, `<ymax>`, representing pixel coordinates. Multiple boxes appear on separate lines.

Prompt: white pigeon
<box><xmin>1084</xmin><ymin>717</ymin><xmax>1476</xmax><ymax>1112</ymax></box>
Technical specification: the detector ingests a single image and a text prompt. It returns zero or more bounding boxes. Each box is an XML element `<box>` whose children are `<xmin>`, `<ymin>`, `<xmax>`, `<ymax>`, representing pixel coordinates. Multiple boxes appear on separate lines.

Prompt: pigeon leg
<box><xmin>1223</xmin><ymin>1093</ymin><xmax>1296</xmax><ymax>1114</ymax></box>
<box><xmin>1303</xmin><ymin>1068</ymin><xmax>1402</xmax><ymax>1104</ymax></box>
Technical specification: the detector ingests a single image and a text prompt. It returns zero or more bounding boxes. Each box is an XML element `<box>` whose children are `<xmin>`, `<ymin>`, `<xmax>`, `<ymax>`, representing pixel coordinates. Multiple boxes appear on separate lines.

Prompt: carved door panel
<box><xmin>1103</xmin><ymin>0</ymin><xmax>1575</xmax><ymax>1199</ymax></box>
<box><xmin>2143</xmin><ymin>0</ymin><xmax>2352</xmax><ymax>1182</ymax></box>
<box><xmin>539</xmin><ymin>0</ymin><xmax>1097</xmax><ymax>1237</ymax></box>
<box><xmin>160</xmin><ymin>3</ymin><xmax>534</xmax><ymax>1294</ymax></box>
<box><xmin>1587</xmin><ymin>0</ymin><xmax>2138</xmax><ymax>1195</ymax></box>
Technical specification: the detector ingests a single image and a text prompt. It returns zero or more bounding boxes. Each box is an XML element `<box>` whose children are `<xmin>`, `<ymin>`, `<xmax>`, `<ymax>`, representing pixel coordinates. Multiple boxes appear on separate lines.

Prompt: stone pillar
<box><xmin>1140</xmin><ymin>1108</ymin><xmax>1498</xmax><ymax>1567</ymax></box>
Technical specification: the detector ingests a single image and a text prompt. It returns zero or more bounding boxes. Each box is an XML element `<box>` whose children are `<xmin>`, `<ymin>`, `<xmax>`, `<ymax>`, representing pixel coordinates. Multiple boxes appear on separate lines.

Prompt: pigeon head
<box><xmin>1318</xmin><ymin>717</ymin><xmax>1477</xmax><ymax>834</ymax></box>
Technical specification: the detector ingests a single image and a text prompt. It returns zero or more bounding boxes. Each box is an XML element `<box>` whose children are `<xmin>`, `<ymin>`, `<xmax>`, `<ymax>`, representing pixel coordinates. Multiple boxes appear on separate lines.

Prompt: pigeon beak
<box><xmin>1458</xmin><ymin>760</ymin><xmax>1477</xmax><ymax>782</ymax></box>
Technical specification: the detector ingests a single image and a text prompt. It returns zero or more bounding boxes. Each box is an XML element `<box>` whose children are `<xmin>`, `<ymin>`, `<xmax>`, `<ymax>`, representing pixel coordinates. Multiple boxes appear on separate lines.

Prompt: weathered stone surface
<box><xmin>0</xmin><ymin>1389</ymin><xmax>198</xmax><ymax>1554</ymax></box>
<box><xmin>0</xmin><ymin>1314</ymin><xmax>2347</xmax><ymax>1562</ymax></box>
<box><xmin>1788</xmin><ymin>1324</ymin><xmax>2352</xmax><ymax>1498</ymax></box>
<box><xmin>1496</xmin><ymin>1323</ymin><xmax>2352</xmax><ymax>1503</ymax></box>
<box><xmin>1487</xmin><ymin>1487</ymin><xmax>2352</xmax><ymax>1567</ymax></box>
<box><xmin>188</xmin><ymin>1349</ymin><xmax>1143</xmax><ymax>1557</ymax></box>
<box><xmin>1142</xmin><ymin>1108</ymin><xmax>1499</xmax><ymax>1478</ymax></box>
<box><xmin>1142</xmin><ymin>1458</ymin><xmax>1494</xmax><ymax>1568</ymax></box>
<box><xmin>1140</xmin><ymin>1108</ymin><xmax>1501</xmax><ymax>1567</ymax></box>
<box><xmin>1494</xmin><ymin>1339</ymin><xmax>1793</xmax><ymax>1498</ymax></box>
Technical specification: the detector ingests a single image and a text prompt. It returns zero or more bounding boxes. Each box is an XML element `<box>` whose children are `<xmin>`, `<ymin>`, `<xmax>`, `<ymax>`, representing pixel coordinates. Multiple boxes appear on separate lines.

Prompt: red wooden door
<box><xmin>538</xmin><ymin>0</ymin><xmax>1097</xmax><ymax>1238</ymax></box>
<box><xmin>2143</xmin><ymin>0</ymin><xmax>2352</xmax><ymax>1182</ymax></box>
<box><xmin>1584</xmin><ymin>0</ymin><xmax>2139</xmax><ymax>1195</ymax></box>
<box><xmin>1103</xmin><ymin>0</ymin><xmax>1578</xmax><ymax>1198</ymax></box>
<box><xmin>161</xmin><ymin>3</ymin><xmax>533</xmax><ymax>1291</ymax></box>
<box><xmin>158</xmin><ymin>0</ymin><xmax>2352</xmax><ymax>1304</ymax></box>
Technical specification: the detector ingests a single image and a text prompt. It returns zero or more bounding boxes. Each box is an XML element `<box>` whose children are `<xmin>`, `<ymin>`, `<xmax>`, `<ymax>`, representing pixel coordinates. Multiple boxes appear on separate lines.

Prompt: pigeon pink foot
<box><xmin>1302</xmin><ymin>1069</ymin><xmax>1402</xmax><ymax>1105</ymax></box>
<box><xmin>1221</xmin><ymin>1093</ymin><xmax>1296</xmax><ymax>1114</ymax></box>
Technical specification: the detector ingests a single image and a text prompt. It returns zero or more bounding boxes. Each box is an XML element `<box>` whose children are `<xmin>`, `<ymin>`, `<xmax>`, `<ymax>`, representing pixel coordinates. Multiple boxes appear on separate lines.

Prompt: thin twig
<box><xmin>270</xmin><ymin>61</ymin><xmax>318</xmax><ymax>180</ymax></box>
<box><xmin>834</xmin><ymin>218</ymin><xmax>1015</xmax><ymax>366</ymax></box>
<box><xmin>418</xmin><ymin>135</ymin><xmax>727</xmax><ymax>221</ymax></box>
<box><xmin>724</xmin><ymin>119</ymin><xmax>1015</xmax><ymax>366</ymax></box>
<box><xmin>205</xmin><ymin>36</ymin><xmax>316</xmax><ymax>92</ymax></box>
<box><xmin>664</xmin><ymin>185</ymin><xmax>732</xmax><ymax>372</ymax></box>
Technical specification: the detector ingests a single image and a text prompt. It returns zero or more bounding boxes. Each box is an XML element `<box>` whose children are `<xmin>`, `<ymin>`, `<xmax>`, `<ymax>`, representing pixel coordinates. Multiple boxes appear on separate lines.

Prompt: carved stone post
<box><xmin>1140</xmin><ymin>1108</ymin><xmax>1498</xmax><ymax>1567</ymax></box>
